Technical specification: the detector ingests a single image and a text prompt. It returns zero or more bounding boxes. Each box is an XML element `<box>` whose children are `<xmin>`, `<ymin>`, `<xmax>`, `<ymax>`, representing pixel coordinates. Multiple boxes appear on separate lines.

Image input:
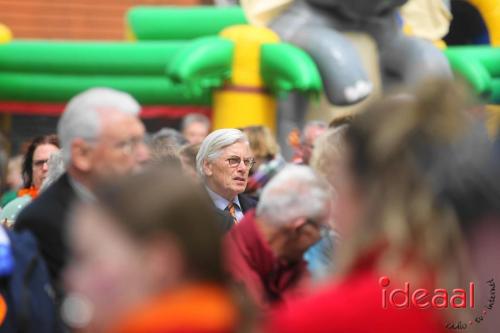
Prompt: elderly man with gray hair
<box><xmin>15</xmin><ymin>87</ymin><xmax>150</xmax><ymax>294</ymax></box>
<box><xmin>224</xmin><ymin>164</ymin><xmax>333</xmax><ymax>309</ymax></box>
<box><xmin>197</xmin><ymin>128</ymin><xmax>257</xmax><ymax>232</ymax></box>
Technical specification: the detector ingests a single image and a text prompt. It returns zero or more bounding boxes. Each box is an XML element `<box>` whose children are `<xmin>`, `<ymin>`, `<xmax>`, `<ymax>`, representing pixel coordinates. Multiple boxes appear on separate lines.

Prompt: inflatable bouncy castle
<box><xmin>1</xmin><ymin>2</ymin><xmax>500</xmax><ymax>137</ymax></box>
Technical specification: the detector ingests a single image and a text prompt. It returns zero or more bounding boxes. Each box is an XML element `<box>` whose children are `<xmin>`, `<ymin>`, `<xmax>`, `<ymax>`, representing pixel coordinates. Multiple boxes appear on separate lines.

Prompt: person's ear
<box><xmin>203</xmin><ymin>159</ymin><xmax>213</xmax><ymax>177</ymax></box>
<box><xmin>290</xmin><ymin>217</ymin><xmax>307</xmax><ymax>233</ymax></box>
<box><xmin>71</xmin><ymin>139</ymin><xmax>93</xmax><ymax>172</ymax></box>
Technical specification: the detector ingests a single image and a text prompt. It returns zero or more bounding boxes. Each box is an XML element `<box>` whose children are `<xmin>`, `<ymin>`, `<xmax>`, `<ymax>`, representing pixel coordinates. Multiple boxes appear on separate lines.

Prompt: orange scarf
<box><xmin>17</xmin><ymin>187</ymin><xmax>38</xmax><ymax>199</ymax></box>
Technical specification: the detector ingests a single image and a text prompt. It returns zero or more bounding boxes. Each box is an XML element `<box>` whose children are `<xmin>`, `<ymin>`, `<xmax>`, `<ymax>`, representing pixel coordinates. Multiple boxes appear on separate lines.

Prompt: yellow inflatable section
<box><xmin>0</xmin><ymin>24</ymin><xmax>12</xmax><ymax>44</ymax></box>
<box><xmin>469</xmin><ymin>0</ymin><xmax>500</xmax><ymax>46</ymax></box>
<box><xmin>213</xmin><ymin>25</ymin><xmax>280</xmax><ymax>131</ymax></box>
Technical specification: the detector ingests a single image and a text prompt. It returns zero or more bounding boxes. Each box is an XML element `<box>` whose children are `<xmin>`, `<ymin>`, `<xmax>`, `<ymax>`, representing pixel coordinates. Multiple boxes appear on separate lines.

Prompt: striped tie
<box><xmin>225</xmin><ymin>202</ymin><xmax>238</xmax><ymax>225</ymax></box>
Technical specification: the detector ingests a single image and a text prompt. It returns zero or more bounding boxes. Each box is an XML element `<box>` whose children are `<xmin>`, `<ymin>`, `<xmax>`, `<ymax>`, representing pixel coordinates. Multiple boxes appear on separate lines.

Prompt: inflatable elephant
<box><xmin>268</xmin><ymin>0</ymin><xmax>452</xmax><ymax>106</ymax></box>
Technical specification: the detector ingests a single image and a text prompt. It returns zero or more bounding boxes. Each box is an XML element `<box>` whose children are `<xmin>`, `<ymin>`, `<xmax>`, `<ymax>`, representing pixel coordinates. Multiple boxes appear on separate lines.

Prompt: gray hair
<box><xmin>40</xmin><ymin>151</ymin><xmax>65</xmax><ymax>191</ymax></box>
<box><xmin>57</xmin><ymin>87</ymin><xmax>141</xmax><ymax>166</ymax></box>
<box><xmin>149</xmin><ymin>128</ymin><xmax>187</xmax><ymax>162</ymax></box>
<box><xmin>181</xmin><ymin>113</ymin><xmax>210</xmax><ymax>132</ymax></box>
<box><xmin>196</xmin><ymin>128</ymin><xmax>248</xmax><ymax>177</ymax></box>
<box><xmin>256</xmin><ymin>165</ymin><xmax>332</xmax><ymax>227</ymax></box>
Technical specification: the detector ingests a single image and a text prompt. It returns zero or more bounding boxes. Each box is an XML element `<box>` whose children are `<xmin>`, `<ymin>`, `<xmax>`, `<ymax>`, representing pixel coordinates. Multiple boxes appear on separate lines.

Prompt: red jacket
<box><xmin>224</xmin><ymin>211</ymin><xmax>309</xmax><ymax>310</ymax></box>
<box><xmin>266</xmin><ymin>263</ymin><xmax>448</xmax><ymax>333</ymax></box>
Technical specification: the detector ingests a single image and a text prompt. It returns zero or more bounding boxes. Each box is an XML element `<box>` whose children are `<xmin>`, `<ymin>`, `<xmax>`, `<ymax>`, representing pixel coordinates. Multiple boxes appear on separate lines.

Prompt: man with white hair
<box><xmin>15</xmin><ymin>87</ymin><xmax>150</xmax><ymax>292</ymax></box>
<box><xmin>224</xmin><ymin>165</ymin><xmax>333</xmax><ymax>309</ymax></box>
<box><xmin>197</xmin><ymin>128</ymin><xmax>257</xmax><ymax>231</ymax></box>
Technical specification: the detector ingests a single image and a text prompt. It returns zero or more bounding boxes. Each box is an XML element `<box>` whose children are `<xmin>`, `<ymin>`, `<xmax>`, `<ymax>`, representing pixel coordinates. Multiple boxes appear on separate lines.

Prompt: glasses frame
<box><xmin>33</xmin><ymin>159</ymin><xmax>49</xmax><ymax>168</ymax></box>
<box><xmin>305</xmin><ymin>218</ymin><xmax>334</xmax><ymax>239</ymax></box>
<box><xmin>225</xmin><ymin>156</ymin><xmax>256</xmax><ymax>169</ymax></box>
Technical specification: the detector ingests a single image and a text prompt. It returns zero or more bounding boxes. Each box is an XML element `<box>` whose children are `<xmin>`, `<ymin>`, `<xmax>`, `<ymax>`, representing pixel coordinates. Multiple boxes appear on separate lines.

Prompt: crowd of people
<box><xmin>0</xmin><ymin>80</ymin><xmax>498</xmax><ymax>333</ymax></box>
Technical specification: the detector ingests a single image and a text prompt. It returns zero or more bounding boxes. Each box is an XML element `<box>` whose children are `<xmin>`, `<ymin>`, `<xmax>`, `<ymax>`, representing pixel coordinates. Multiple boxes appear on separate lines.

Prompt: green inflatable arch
<box><xmin>0</xmin><ymin>6</ymin><xmax>323</xmax><ymax>117</ymax></box>
<box><xmin>445</xmin><ymin>46</ymin><xmax>500</xmax><ymax>104</ymax></box>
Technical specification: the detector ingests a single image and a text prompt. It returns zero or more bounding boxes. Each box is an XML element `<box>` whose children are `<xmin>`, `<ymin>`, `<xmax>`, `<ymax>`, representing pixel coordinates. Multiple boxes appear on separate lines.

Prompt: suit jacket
<box><xmin>238</xmin><ymin>193</ymin><xmax>258</xmax><ymax>213</ymax></box>
<box><xmin>14</xmin><ymin>173</ymin><xmax>78</xmax><ymax>292</ymax></box>
<box><xmin>211</xmin><ymin>193</ymin><xmax>258</xmax><ymax>234</ymax></box>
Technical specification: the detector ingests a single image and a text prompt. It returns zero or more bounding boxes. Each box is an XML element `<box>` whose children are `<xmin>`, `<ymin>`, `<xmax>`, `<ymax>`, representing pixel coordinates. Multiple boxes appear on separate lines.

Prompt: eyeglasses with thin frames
<box><xmin>225</xmin><ymin>156</ymin><xmax>256</xmax><ymax>169</ymax></box>
<box><xmin>33</xmin><ymin>159</ymin><xmax>49</xmax><ymax>168</ymax></box>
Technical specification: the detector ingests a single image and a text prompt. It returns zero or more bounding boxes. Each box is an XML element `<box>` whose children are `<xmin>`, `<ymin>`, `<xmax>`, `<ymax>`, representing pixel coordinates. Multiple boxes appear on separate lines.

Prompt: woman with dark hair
<box><xmin>63</xmin><ymin>166</ymin><xmax>245</xmax><ymax>333</ymax></box>
<box><xmin>19</xmin><ymin>134</ymin><xmax>59</xmax><ymax>198</ymax></box>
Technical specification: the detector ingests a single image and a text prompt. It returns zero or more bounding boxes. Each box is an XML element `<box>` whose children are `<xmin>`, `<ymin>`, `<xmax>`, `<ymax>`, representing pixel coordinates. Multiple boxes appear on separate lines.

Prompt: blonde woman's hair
<box><xmin>310</xmin><ymin>125</ymin><xmax>348</xmax><ymax>183</ymax></box>
<box><xmin>242</xmin><ymin>126</ymin><xmax>279</xmax><ymax>160</ymax></box>
<box><xmin>339</xmin><ymin>79</ymin><xmax>478</xmax><ymax>292</ymax></box>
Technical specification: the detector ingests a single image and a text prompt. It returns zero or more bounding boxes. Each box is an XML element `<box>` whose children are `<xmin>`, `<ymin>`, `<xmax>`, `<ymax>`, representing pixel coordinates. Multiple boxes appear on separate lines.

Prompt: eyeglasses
<box><xmin>306</xmin><ymin>219</ymin><xmax>334</xmax><ymax>238</ymax></box>
<box><xmin>225</xmin><ymin>156</ymin><xmax>256</xmax><ymax>168</ymax></box>
<box><xmin>33</xmin><ymin>159</ymin><xmax>49</xmax><ymax>168</ymax></box>
<box><xmin>112</xmin><ymin>137</ymin><xmax>145</xmax><ymax>155</ymax></box>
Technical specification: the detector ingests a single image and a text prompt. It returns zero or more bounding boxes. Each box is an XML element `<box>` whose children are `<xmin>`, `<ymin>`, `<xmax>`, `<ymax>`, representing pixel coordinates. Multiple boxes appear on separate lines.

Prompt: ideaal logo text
<box><xmin>379</xmin><ymin>276</ymin><xmax>496</xmax><ymax>330</ymax></box>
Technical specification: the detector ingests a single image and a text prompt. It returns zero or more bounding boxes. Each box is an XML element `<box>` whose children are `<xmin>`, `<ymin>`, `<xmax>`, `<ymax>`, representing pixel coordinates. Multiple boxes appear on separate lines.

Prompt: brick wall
<box><xmin>0</xmin><ymin>0</ymin><xmax>212</xmax><ymax>40</ymax></box>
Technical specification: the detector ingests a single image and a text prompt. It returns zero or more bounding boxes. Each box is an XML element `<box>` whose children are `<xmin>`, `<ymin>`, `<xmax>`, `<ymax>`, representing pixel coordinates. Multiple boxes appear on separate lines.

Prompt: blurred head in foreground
<box><xmin>265</xmin><ymin>80</ymin><xmax>486</xmax><ymax>333</ymax></box>
<box><xmin>336</xmin><ymin>80</ymin><xmax>479</xmax><ymax>288</ymax></box>
<box><xmin>64</xmin><ymin>167</ymin><xmax>236</xmax><ymax>333</ymax></box>
<box><xmin>58</xmin><ymin>87</ymin><xmax>150</xmax><ymax>192</ymax></box>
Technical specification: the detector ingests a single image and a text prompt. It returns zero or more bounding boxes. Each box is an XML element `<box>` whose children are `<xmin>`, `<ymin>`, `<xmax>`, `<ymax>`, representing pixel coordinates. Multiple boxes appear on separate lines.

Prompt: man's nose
<box><xmin>236</xmin><ymin>161</ymin><xmax>248</xmax><ymax>172</ymax></box>
<box><xmin>42</xmin><ymin>162</ymin><xmax>49</xmax><ymax>171</ymax></box>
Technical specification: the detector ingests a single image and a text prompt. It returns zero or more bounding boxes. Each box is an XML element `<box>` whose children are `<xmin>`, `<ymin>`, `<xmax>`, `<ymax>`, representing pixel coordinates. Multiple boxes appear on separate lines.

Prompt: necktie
<box><xmin>225</xmin><ymin>202</ymin><xmax>238</xmax><ymax>225</ymax></box>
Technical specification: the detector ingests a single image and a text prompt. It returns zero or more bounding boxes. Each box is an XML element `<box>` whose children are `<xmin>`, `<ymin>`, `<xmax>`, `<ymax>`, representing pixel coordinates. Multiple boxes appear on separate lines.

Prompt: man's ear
<box><xmin>290</xmin><ymin>217</ymin><xmax>307</xmax><ymax>232</ymax></box>
<box><xmin>71</xmin><ymin>139</ymin><xmax>93</xmax><ymax>172</ymax></box>
<box><xmin>203</xmin><ymin>159</ymin><xmax>213</xmax><ymax>177</ymax></box>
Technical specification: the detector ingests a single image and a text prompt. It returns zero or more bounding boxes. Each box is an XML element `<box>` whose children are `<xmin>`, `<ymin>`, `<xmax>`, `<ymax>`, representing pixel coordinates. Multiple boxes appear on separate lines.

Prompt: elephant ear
<box><xmin>260</xmin><ymin>42</ymin><xmax>323</xmax><ymax>98</ymax></box>
<box><xmin>167</xmin><ymin>37</ymin><xmax>235</xmax><ymax>96</ymax></box>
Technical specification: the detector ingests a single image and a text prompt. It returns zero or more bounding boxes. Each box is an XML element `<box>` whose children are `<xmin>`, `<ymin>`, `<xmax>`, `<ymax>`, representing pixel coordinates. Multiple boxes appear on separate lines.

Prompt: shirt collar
<box><xmin>206</xmin><ymin>186</ymin><xmax>241</xmax><ymax>211</ymax></box>
<box><xmin>68</xmin><ymin>176</ymin><xmax>96</xmax><ymax>203</ymax></box>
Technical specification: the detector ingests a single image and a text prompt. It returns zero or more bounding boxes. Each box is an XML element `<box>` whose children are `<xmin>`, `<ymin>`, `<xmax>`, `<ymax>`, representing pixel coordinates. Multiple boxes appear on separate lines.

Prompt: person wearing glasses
<box><xmin>15</xmin><ymin>87</ymin><xmax>150</xmax><ymax>300</ymax></box>
<box><xmin>196</xmin><ymin>128</ymin><xmax>258</xmax><ymax>232</ymax></box>
<box><xmin>224</xmin><ymin>165</ymin><xmax>334</xmax><ymax>310</ymax></box>
<box><xmin>18</xmin><ymin>134</ymin><xmax>60</xmax><ymax>199</ymax></box>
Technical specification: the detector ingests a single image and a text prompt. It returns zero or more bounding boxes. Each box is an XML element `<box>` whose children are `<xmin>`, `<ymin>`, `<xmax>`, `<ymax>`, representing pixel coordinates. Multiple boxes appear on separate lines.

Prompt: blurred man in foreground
<box><xmin>16</xmin><ymin>87</ymin><xmax>150</xmax><ymax>294</ymax></box>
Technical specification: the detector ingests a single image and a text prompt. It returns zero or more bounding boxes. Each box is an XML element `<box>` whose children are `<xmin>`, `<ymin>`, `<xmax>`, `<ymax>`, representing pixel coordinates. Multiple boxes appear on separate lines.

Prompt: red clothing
<box><xmin>224</xmin><ymin>211</ymin><xmax>309</xmax><ymax>310</ymax></box>
<box><xmin>266</xmin><ymin>263</ymin><xmax>447</xmax><ymax>333</ymax></box>
<box><xmin>108</xmin><ymin>284</ymin><xmax>237</xmax><ymax>333</ymax></box>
